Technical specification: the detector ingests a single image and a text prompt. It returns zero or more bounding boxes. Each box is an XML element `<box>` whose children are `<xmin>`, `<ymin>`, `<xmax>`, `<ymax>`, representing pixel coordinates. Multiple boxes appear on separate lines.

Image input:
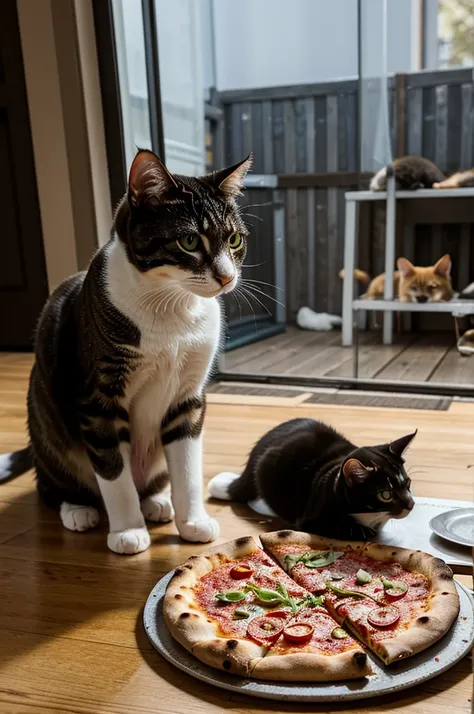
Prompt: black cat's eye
<box><xmin>177</xmin><ymin>236</ymin><xmax>199</xmax><ymax>252</ymax></box>
<box><xmin>377</xmin><ymin>489</ymin><xmax>393</xmax><ymax>503</ymax></box>
<box><xmin>228</xmin><ymin>233</ymin><xmax>243</xmax><ymax>251</ymax></box>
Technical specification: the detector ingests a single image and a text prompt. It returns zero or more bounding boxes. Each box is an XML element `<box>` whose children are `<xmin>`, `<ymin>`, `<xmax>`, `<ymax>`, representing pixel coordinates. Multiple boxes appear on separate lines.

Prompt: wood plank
<box><xmin>326</xmin><ymin>333</ymin><xmax>413</xmax><ymax>379</ymax></box>
<box><xmin>250</xmin><ymin>100</ymin><xmax>263</xmax><ymax>173</ymax></box>
<box><xmin>375</xmin><ymin>333</ymin><xmax>453</xmax><ymax>382</ymax></box>
<box><xmin>283</xmin><ymin>100</ymin><xmax>296</xmax><ymax>173</ymax></box>
<box><xmin>294</xmin><ymin>98</ymin><xmax>307</xmax><ymax>172</ymax></box>
<box><xmin>241</xmin><ymin>102</ymin><xmax>252</xmax><ymax>159</ymax></box>
<box><xmin>261</xmin><ymin>99</ymin><xmax>273</xmax><ymax>174</ymax></box>
<box><xmin>460</xmin><ymin>83</ymin><xmax>474</xmax><ymax>169</ymax></box>
<box><xmin>407</xmin><ymin>87</ymin><xmax>423</xmax><ymax>156</ymax></box>
<box><xmin>435</xmin><ymin>84</ymin><xmax>448</xmax><ymax>170</ymax></box>
<box><xmin>422</xmin><ymin>86</ymin><xmax>436</xmax><ymax>162</ymax></box>
<box><xmin>430</xmin><ymin>343</ymin><xmax>474</xmax><ymax>385</ymax></box>
<box><xmin>447</xmin><ymin>83</ymin><xmax>462</xmax><ymax>174</ymax></box>
<box><xmin>272</xmin><ymin>100</ymin><xmax>285</xmax><ymax>174</ymax></box>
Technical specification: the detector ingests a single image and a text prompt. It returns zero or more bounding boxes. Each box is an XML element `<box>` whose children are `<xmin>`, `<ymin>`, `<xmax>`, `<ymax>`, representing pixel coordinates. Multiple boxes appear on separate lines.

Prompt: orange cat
<box><xmin>340</xmin><ymin>255</ymin><xmax>453</xmax><ymax>303</ymax></box>
<box><xmin>433</xmin><ymin>170</ymin><xmax>474</xmax><ymax>189</ymax></box>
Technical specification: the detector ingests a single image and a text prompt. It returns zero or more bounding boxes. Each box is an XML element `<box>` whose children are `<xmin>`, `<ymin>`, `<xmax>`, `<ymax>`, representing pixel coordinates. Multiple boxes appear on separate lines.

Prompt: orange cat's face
<box><xmin>397</xmin><ymin>254</ymin><xmax>453</xmax><ymax>303</ymax></box>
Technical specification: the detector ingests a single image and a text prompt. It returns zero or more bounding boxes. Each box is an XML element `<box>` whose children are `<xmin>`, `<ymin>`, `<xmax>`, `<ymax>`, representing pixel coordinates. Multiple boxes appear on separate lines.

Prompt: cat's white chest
<box><xmin>105</xmin><ymin>239</ymin><xmax>221</xmax><ymax>484</ymax></box>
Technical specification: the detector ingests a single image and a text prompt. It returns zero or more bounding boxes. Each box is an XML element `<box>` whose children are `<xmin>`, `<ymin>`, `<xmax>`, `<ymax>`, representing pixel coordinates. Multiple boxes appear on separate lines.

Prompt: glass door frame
<box><xmin>93</xmin><ymin>0</ymin><xmax>166</xmax><ymax>207</ymax></box>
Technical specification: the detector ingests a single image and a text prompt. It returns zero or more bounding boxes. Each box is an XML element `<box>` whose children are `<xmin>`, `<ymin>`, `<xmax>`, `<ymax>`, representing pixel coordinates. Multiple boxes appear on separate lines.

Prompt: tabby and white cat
<box><xmin>0</xmin><ymin>150</ymin><xmax>252</xmax><ymax>554</ymax></box>
<box><xmin>209</xmin><ymin>419</ymin><xmax>417</xmax><ymax>540</ymax></box>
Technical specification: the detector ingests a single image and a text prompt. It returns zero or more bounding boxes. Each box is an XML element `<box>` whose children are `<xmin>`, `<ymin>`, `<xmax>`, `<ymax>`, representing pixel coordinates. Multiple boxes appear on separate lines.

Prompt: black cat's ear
<box><xmin>212</xmin><ymin>155</ymin><xmax>253</xmax><ymax>199</ymax></box>
<box><xmin>389</xmin><ymin>430</ymin><xmax>418</xmax><ymax>458</ymax></box>
<box><xmin>128</xmin><ymin>150</ymin><xmax>178</xmax><ymax>208</ymax></box>
<box><xmin>342</xmin><ymin>459</ymin><xmax>374</xmax><ymax>487</ymax></box>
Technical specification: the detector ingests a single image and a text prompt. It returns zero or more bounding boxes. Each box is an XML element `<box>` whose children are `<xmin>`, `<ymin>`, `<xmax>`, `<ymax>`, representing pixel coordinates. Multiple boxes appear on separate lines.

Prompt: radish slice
<box><xmin>367</xmin><ymin>605</ymin><xmax>400</xmax><ymax>628</ymax></box>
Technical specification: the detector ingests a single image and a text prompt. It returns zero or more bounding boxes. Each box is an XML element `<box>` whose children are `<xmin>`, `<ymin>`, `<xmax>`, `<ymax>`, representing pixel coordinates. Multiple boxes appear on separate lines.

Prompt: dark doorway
<box><xmin>0</xmin><ymin>0</ymin><xmax>48</xmax><ymax>349</ymax></box>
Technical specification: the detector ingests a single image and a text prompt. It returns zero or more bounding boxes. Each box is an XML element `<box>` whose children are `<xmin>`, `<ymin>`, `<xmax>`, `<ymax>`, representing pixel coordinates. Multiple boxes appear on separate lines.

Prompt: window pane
<box><xmin>112</xmin><ymin>0</ymin><xmax>152</xmax><ymax>171</ymax></box>
<box><xmin>154</xmin><ymin>0</ymin><xmax>205</xmax><ymax>175</ymax></box>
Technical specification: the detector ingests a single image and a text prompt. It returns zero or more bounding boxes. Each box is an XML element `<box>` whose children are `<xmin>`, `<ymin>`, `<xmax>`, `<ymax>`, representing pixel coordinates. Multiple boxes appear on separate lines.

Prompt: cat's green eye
<box><xmin>177</xmin><ymin>236</ymin><xmax>199</xmax><ymax>252</ymax></box>
<box><xmin>228</xmin><ymin>233</ymin><xmax>243</xmax><ymax>251</ymax></box>
<box><xmin>377</xmin><ymin>489</ymin><xmax>393</xmax><ymax>503</ymax></box>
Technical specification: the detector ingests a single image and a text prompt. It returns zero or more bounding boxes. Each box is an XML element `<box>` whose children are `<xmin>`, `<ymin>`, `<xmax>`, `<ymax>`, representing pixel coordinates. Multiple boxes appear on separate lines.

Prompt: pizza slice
<box><xmin>164</xmin><ymin>535</ymin><xmax>371</xmax><ymax>681</ymax></box>
<box><xmin>260</xmin><ymin>530</ymin><xmax>460</xmax><ymax>665</ymax></box>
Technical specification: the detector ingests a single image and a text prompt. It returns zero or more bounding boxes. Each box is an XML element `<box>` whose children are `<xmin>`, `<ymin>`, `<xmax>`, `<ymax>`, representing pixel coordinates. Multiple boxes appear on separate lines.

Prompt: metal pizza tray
<box><xmin>429</xmin><ymin>507</ymin><xmax>474</xmax><ymax>548</ymax></box>
<box><xmin>143</xmin><ymin>571</ymin><xmax>474</xmax><ymax>703</ymax></box>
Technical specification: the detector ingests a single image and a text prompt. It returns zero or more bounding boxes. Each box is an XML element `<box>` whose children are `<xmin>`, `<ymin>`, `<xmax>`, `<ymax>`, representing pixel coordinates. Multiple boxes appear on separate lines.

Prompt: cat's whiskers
<box><xmin>240</xmin><ymin>281</ymin><xmax>286</xmax><ymax>309</ymax></box>
<box><xmin>234</xmin><ymin>287</ymin><xmax>258</xmax><ymax>331</ymax></box>
<box><xmin>242</xmin><ymin>278</ymin><xmax>284</xmax><ymax>292</ymax></box>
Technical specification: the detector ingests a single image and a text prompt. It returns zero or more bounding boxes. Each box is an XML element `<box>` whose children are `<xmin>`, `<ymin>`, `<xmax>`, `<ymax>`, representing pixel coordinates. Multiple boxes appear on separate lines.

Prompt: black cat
<box><xmin>208</xmin><ymin>418</ymin><xmax>416</xmax><ymax>540</ymax></box>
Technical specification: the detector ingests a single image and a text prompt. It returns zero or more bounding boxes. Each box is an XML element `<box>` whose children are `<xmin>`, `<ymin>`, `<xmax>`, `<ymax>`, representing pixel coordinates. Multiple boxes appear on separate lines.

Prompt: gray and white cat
<box><xmin>0</xmin><ymin>150</ymin><xmax>252</xmax><ymax>554</ymax></box>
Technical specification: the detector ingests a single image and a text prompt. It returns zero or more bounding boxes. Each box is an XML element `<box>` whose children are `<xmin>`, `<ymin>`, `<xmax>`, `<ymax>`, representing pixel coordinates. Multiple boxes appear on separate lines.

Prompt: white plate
<box><xmin>143</xmin><ymin>572</ymin><xmax>474</xmax><ymax>703</ymax></box>
<box><xmin>429</xmin><ymin>507</ymin><xmax>474</xmax><ymax>548</ymax></box>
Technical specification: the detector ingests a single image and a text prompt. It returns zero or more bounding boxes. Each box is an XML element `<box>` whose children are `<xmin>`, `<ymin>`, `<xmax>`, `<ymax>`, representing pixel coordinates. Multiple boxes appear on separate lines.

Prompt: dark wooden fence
<box><xmin>208</xmin><ymin>67</ymin><xmax>474</xmax><ymax>324</ymax></box>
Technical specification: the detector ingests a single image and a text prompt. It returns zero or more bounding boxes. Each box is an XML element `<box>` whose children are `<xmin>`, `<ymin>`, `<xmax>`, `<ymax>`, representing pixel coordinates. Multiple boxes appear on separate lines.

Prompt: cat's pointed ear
<box><xmin>397</xmin><ymin>257</ymin><xmax>415</xmax><ymax>278</ymax></box>
<box><xmin>128</xmin><ymin>150</ymin><xmax>178</xmax><ymax>208</ymax></box>
<box><xmin>213</xmin><ymin>155</ymin><xmax>253</xmax><ymax>199</ymax></box>
<box><xmin>389</xmin><ymin>430</ymin><xmax>417</xmax><ymax>458</ymax></box>
<box><xmin>434</xmin><ymin>254</ymin><xmax>451</xmax><ymax>278</ymax></box>
<box><xmin>342</xmin><ymin>459</ymin><xmax>374</xmax><ymax>487</ymax></box>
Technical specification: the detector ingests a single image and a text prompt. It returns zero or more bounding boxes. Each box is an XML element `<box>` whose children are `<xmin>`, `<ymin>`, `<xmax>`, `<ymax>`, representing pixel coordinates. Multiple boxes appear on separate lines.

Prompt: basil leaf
<box><xmin>325</xmin><ymin>582</ymin><xmax>379</xmax><ymax>602</ymax></box>
<box><xmin>245</xmin><ymin>583</ymin><xmax>283</xmax><ymax>603</ymax></box>
<box><xmin>303</xmin><ymin>551</ymin><xmax>344</xmax><ymax>569</ymax></box>
<box><xmin>298</xmin><ymin>593</ymin><xmax>325</xmax><ymax>608</ymax></box>
<box><xmin>215</xmin><ymin>590</ymin><xmax>247</xmax><ymax>603</ymax></box>
<box><xmin>284</xmin><ymin>554</ymin><xmax>303</xmax><ymax>572</ymax></box>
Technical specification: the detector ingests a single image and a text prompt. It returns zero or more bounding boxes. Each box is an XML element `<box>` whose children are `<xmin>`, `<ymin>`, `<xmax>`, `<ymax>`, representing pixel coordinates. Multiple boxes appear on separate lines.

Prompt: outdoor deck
<box><xmin>222</xmin><ymin>326</ymin><xmax>474</xmax><ymax>385</ymax></box>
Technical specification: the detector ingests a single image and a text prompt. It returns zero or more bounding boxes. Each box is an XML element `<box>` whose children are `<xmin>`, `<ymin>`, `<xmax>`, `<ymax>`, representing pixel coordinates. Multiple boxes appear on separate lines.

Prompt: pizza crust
<box><xmin>362</xmin><ymin>542</ymin><xmax>459</xmax><ymax>663</ymax></box>
<box><xmin>251</xmin><ymin>648</ymin><xmax>371</xmax><ymax>682</ymax></box>
<box><xmin>163</xmin><ymin>536</ymin><xmax>268</xmax><ymax>676</ymax></box>
<box><xmin>261</xmin><ymin>530</ymin><xmax>460</xmax><ymax>665</ymax></box>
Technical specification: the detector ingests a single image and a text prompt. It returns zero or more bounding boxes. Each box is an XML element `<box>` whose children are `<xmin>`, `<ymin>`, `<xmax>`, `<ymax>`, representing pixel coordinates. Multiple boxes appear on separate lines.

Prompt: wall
<box><xmin>17</xmin><ymin>0</ymin><xmax>110</xmax><ymax>292</ymax></box>
<box><xmin>205</xmin><ymin>0</ymin><xmax>432</xmax><ymax>92</ymax></box>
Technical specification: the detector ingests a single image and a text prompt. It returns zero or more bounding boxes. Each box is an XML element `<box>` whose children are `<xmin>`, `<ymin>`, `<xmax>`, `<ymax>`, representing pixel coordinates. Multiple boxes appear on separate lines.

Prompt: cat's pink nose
<box><xmin>406</xmin><ymin>498</ymin><xmax>415</xmax><ymax>511</ymax></box>
<box><xmin>217</xmin><ymin>274</ymin><xmax>234</xmax><ymax>287</ymax></box>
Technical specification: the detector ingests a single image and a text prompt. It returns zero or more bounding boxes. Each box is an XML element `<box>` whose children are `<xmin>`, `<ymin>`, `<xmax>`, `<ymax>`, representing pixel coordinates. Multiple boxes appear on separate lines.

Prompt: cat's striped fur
<box><xmin>1</xmin><ymin>150</ymin><xmax>252</xmax><ymax>554</ymax></box>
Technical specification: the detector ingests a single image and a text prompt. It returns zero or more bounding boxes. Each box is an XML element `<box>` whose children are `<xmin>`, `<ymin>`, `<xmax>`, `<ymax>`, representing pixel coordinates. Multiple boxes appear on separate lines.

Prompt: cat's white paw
<box><xmin>107</xmin><ymin>527</ymin><xmax>151</xmax><ymax>555</ymax></box>
<box><xmin>141</xmin><ymin>493</ymin><xmax>175</xmax><ymax>523</ymax></box>
<box><xmin>177</xmin><ymin>516</ymin><xmax>220</xmax><ymax>543</ymax></box>
<box><xmin>60</xmin><ymin>502</ymin><xmax>100</xmax><ymax>532</ymax></box>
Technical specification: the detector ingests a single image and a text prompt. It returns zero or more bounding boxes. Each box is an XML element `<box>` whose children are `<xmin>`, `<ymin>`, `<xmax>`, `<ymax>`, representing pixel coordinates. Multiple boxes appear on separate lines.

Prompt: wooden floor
<box><xmin>0</xmin><ymin>353</ymin><xmax>473</xmax><ymax>714</ymax></box>
<box><xmin>223</xmin><ymin>326</ymin><xmax>474</xmax><ymax>385</ymax></box>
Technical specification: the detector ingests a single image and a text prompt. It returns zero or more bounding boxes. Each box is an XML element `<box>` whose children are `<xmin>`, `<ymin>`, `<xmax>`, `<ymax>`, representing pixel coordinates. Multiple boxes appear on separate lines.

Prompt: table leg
<box><xmin>383</xmin><ymin>174</ymin><xmax>396</xmax><ymax>345</ymax></box>
<box><xmin>342</xmin><ymin>200</ymin><xmax>358</xmax><ymax>347</ymax></box>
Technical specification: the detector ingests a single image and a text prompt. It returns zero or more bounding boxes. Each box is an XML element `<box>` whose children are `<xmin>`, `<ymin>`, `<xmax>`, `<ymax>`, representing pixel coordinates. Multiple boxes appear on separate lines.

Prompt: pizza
<box><xmin>260</xmin><ymin>530</ymin><xmax>460</xmax><ymax>665</ymax></box>
<box><xmin>163</xmin><ymin>531</ymin><xmax>460</xmax><ymax>682</ymax></box>
<box><xmin>164</xmin><ymin>535</ymin><xmax>371</xmax><ymax>681</ymax></box>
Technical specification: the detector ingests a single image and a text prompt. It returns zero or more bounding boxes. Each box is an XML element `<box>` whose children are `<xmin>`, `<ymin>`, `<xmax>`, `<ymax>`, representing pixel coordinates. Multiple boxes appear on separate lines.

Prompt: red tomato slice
<box><xmin>283</xmin><ymin>623</ymin><xmax>314</xmax><ymax>645</ymax></box>
<box><xmin>230</xmin><ymin>563</ymin><xmax>255</xmax><ymax>580</ymax></box>
<box><xmin>247</xmin><ymin>615</ymin><xmax>284</xmax><ymax>645</ymax></box>
<box><xmin>367</xmin><ymin>605</ymin><xmax>400</xmax><ymax>629</ymax></box>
